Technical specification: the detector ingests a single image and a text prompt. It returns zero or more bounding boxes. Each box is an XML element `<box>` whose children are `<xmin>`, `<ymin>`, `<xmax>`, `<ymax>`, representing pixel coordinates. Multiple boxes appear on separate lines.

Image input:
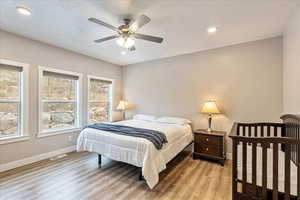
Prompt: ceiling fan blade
<box><xmin>94</xmin><ymin>35</ymin><xmax>119</xmax><ymax>43</ymax></box>
<box><xmin>129</xmin><ymin>46</ymin><xmax>136</xmax><ymax>51</ymax></box>
<box><xmin>129</xmin><ymin>15</ymin><xmax>151</xmax><ymax>32</ymax></box>
<box><xmin>133</xmin><ymin>33</ymin><xmax>163</xmax><ymax>43</ymax></box>
<box><xmin>88</xmin><ymin>18</ymin><xmax>120</xmax><ymax>32</ymax></box>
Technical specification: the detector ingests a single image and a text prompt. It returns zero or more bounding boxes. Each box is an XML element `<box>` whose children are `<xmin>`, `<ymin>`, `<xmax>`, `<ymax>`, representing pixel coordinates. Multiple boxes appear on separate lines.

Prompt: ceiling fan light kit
<box><xmin>88</xmin><ymin>14</ymin><xmax>164</xmax><ymax>52</ymax></box>
<box><xmin>116</xmin><ymin>36</ymin><xmax>135</xmax><ymax>48</ymax></box>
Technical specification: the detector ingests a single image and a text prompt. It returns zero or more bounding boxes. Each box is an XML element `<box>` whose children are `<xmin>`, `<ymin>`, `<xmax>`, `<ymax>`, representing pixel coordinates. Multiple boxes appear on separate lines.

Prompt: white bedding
<box><xmin>77</xmin><ymin>119</ymin><xmax>193</xmax><ymax>189</ymax></box>
<box><xmin>237</xmin><ymin>145</ymin><xmax>298</xmax><ymax>196</ymax></box>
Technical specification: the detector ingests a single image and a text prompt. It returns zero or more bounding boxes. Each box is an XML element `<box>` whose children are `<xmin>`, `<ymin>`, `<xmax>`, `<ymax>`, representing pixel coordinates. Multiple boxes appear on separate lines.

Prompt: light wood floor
<box><xmin>0</xmin><ymin>151</ymin><xmax>232</xmax><ymax>200</ymax></box>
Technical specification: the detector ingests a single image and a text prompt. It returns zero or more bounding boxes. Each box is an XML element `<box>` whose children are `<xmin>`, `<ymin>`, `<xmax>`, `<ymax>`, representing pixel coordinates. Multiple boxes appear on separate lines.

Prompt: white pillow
<box><xmin>133</xmin><ymin>114</ymin><xmax>157</xmax><ymax>122</ymax></box>
<box><xmin>156</xmin><ymin>117</ymin><xmax>191</xmax><ymax>125</ymax></box>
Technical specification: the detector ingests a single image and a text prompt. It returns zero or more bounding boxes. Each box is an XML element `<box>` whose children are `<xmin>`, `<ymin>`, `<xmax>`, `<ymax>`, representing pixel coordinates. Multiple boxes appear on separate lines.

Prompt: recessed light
<box><xmin>121</xmin><ymin>51</ymin><xmax>127</xmax><ymax>55</ymax></box>
<box><xmin>16</xmin><ymin>6</ymin><xmax>31</xmax><ymax>16</ymax></box>
<box><xmin>207</xmin><ymin>26</ymin><xmax>218</xmax><ymax>34</ymax></box>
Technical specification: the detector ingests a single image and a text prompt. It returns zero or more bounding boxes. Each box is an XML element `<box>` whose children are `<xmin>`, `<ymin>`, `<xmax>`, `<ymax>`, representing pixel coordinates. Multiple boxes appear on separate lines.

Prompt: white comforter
<box><xmin>77</xmin><ymin>120</ymin><xmax>193</xmax><ymax>189</ymax></box>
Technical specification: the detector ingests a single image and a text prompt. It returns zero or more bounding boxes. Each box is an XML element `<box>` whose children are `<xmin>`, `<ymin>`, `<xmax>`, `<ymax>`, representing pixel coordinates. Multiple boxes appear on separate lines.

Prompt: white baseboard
<box><xmin>0</xmin><ymin>145</ymin><xmax>76</xmax><ymax>173</ymax></box>
<box><xmin>226</xmin><ymin>153</ymin><xmax>232</xmax><ymax>160</ymax></box>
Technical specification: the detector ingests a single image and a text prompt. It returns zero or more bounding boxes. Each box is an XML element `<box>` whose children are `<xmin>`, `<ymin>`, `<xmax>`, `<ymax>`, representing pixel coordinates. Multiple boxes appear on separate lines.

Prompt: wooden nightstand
<box><xmin>193</xmin><ymin>129</ymin><xmax>226</xmax><ymax>166</ymax></box>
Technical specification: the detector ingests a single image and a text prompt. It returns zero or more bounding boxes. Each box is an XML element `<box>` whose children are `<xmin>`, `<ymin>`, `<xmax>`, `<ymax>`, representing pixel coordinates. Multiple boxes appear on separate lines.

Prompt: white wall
<box><xmin>283</xmin><ymin>6</ymin><xmax>300</xmax><ymax>114</ymax></box>
<box><xmin>123</xmin><ymin>37</ymin><xmax>283</xmax><ymax>152</ymax></box>
<box><xmin>0</xmin><ymin>29</ymin><xmax>286</xmax><ymax>165</ymax></box>
<box><xmin>0</xmin><ymin>30</ymin><xmax>123</xmax><ymax>164</ymax></box>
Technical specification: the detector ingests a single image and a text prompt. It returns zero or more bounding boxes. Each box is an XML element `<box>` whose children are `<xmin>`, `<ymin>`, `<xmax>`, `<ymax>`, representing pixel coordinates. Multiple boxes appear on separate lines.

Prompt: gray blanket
<box><xmin>86</xmin><ymin>123</ymin><xmax>168</xmax><ymax>150</ymax></box>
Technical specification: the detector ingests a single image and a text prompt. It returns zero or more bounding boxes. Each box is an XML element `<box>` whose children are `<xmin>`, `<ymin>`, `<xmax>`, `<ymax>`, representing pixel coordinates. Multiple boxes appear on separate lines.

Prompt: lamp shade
<box><xmin>201</xmin><ymin>101</ymin><xmax>220</xmax><ymax>114</ymax></box>
<box><xmin>117</xmin><ymin>100</ymin><xmax>129</xmax><ymax>111</ymax></box>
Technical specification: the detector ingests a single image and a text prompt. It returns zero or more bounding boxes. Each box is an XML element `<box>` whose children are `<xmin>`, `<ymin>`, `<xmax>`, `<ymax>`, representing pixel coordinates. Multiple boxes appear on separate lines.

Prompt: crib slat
<box><xmin>252</xmin><ymin>143</ymin><xmax>257</xmax><ymax>197</ymax></box>
<box><xmin>293</xmin><ymin>127</ymin><xmax>296</xmax><ymax>164</ymax></box>
<box><xmin>248</xmin><ymin>126</ymin><xmax>252</xmax><ymax>137</ymax></box>
<box><xmin>261</xmin><ymin>125</ymin><xmax>264</xmax><ymax>137</ymax></box>
<box><xmin>254</xmin><ymin>125</ymin><xmax>258</xmax><ymax>137</ymax></box>
<box><xmin>297</xmin><ymin>143</ymin><xmax>300</xmax><ymax>200</ymax></box>
<box><xmin>292</xmin><ymin>125</ymin><xmax>295</xmax><ymax>163</ymax></box>
<box><xmin>297</xmin><ymin>126</ymin><xmax>299</xmax><ymax>164</ymax></box>
<box><xmin>285</xmin><ymin>144</ymin><xmax>291</xmax><ymax>200</ymax></box>
<box><xmin>295</xmin><ymin>125</ymin><xmax>299</xmax><ymax>165</ymax></box>
<box><xmin>267</xmin><ymin>126</ymin><xmax>271</xmax><ymax>137</ymax></box>
<box><xmin>273</xmin><ymin>143</ymin><xmax>279</xmax><ymax>200</ymax></box>
<box><xmin>281</xmin><ymin>125</ymin><xmax>286</xmax><ymax>152</ymax></box>
<box><xmin>274</xmin><ymin>126</ymin><xmax>278</xmax><ymax>137</ymax></box>
<box><xmin>262</xmin><ymin>144</ymin><xmax>268</xmax><ymax>200</ymax></box>
<box><xmin>232</xmin><ymin>139</ymin><xmax>238</xmax><ymax>200</ymax></box>
<box><xmin>243</xmin><ymin>126</ymin><xmax>246</xmax><ymax>136</ymax></box>
<box><xmin>242</xmin><ymin>141</ymin><xmax>247</xmax><ymax>193</ymax></box>
<box><xmin>282</xmin><ymin>125</ymin><xmax>286</xmax><ymax>137</ymax></box>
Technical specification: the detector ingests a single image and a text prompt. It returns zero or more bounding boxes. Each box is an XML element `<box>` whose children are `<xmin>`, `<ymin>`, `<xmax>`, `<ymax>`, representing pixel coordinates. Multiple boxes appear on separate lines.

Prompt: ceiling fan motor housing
<box><xmin>118</xmin><ymin>24</ymin><xmax>130</xmax><ymax>34</ymax></box>
<box><xmin>123</xmin><ymin>18</ymin><xmax>131</xmax><ymax>25</ymax></box>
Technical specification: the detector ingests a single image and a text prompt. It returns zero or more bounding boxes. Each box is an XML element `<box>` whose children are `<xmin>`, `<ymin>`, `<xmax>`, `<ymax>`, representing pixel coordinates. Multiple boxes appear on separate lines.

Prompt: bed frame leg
<box><xmin>98</xmin><ymin>154</ymin><xmax>101</xmax><ymax>168</ymax></box>
<box><xmin>139</xmin><ymin>168</ymin><xmax>143</xmax><ymax>181</ymax></box>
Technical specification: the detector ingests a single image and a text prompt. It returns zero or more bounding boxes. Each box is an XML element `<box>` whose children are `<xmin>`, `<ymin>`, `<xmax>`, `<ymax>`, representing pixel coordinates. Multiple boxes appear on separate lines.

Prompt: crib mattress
<box><xmin>237</xmin><ymin>145</ymin><xmax>298</xmax><ymax>196</ymax></box>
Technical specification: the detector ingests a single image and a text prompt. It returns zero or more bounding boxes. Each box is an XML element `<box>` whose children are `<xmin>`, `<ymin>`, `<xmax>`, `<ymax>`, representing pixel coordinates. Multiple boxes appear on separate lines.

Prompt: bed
<box><xmin>230</xmin><ymin>114</ymin><xmax>300</xmax><ymax>200</ymax></box>
<box><xmin>77</xmin><ymin>117</ymin><xmax>193</xmax><ymax>189</ymax></box>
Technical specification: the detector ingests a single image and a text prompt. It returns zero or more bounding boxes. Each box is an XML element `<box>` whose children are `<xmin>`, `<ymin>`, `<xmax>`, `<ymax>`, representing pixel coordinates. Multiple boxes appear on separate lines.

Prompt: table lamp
<box><xmin>201</xmin><ymin>101</ymin><xmax>221</xmax><ymax>132</ymax></box>
<box><xmin>117</xmin><ymin>100</ymin><xmax>129</xmax><ymax>120</ymax></box>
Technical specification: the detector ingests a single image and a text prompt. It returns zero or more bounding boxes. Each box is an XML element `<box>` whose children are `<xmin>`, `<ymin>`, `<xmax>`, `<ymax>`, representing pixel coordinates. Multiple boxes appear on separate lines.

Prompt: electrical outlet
<box><xmin>68</xmin><ymin>135</ymin><xmax>73</xmax><ymax>142</ymax></box>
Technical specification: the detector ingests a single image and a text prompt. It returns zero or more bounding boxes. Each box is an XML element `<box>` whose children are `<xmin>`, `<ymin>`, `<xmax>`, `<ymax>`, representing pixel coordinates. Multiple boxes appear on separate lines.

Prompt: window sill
<box><xmin>37</xmin><ymin>127</ymin><xmax>82</xmax><ymax>138</ymax></box>
<box><xmin>0</xmin><ymin>135</ymin><xmax>30</xmax><ymax>145</ymax></box>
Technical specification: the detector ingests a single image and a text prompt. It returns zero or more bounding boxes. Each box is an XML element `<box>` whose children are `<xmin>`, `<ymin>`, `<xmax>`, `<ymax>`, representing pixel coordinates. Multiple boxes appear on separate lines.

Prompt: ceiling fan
<box><xmin>88</xmin><ymin>15</ymin><xmax>164</xmax><ymax>51</ymax></box>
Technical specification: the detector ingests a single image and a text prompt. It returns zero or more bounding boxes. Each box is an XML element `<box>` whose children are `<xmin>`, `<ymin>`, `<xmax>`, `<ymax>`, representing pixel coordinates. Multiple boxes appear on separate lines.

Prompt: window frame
<box><xmin>38</xmin><ymin>66</ymin><xmax>83</xmax><ymax>137</ymax></box>
<box><xmin>0</xmin><ymin>59</ymin><xmax>29</xmax><ymax>144</ymax></box>
<box><xmin>87</xmin><ymin>75</ymin><xmax>114</xmax><ymax>125</ymax></box>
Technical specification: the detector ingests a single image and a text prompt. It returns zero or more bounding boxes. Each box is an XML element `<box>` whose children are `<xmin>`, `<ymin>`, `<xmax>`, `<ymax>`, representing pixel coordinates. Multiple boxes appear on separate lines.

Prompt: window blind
<box><xmin>90</xmin><ymin>78</ymin><xmax>112</xmax><ymax>85</ymax></box>
<box><xmin>43</xmin><ymin>71</ymin><xmax>79</xmax><ymax>80</ymax></box>
<box><xmin>0</xmin><ymin>63</ymin><xmax>23</xmax><ymax>72</ymax></box>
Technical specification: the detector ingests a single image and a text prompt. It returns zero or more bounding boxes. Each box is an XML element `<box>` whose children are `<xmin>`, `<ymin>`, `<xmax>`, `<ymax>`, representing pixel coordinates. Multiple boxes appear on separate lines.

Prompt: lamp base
<box><xmin>122</xmin><ymin>111</ymin><xmax>126</xmax><ymax>121</ymax></box>
<box><xmin>207</xmin><ymin>114</ymin><xmax>212</xmax><ymax>133</ymax></box>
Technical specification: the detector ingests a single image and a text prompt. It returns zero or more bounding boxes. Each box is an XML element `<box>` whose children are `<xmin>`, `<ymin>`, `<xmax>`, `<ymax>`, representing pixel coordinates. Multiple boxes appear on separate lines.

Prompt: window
<box><xmin>0</xmin><ymin>59</ymin><xmax>29</xmax><ymax>142</ymax></box>
<box><xmin>88</xmin><ymin>76</ymin><xmax>113</xmax><ymax>124</ymax></box>
<box><xmin>39</xmin><ymin>67</ymin><xmax>82</xmax><ymax>136</ymax></box>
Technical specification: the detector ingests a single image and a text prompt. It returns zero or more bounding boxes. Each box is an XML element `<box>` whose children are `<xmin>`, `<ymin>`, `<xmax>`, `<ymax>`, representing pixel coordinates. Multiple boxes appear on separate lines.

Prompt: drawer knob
<box><xmin>206</xmin><ymin>138</ymin><xmax>209</xmax><ymax>141</ymax></box>
<box><xmin>206</xmin><ymin>148</ymin><xmax>209</xmax><ymax>151</ymax></box>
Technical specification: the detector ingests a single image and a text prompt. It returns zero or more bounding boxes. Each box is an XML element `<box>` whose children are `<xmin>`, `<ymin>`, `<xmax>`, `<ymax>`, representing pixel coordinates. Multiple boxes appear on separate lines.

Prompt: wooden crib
<box><xmin>230</xmin><ymin>114</ymin><xmax>300</xmax><ymax>200</ymax></box>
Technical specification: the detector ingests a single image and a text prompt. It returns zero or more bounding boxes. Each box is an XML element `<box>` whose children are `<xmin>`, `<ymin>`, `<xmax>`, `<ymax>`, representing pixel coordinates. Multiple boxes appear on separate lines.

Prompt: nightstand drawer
<box><xmin>195</xmin><ymin>144</ymin><xmax>222</xmax><ymax>157</ymax></box>
<box><xmin>195</xmin><ymin>134</ymin><xmax>220</xmax><ymax>146</ymax></box>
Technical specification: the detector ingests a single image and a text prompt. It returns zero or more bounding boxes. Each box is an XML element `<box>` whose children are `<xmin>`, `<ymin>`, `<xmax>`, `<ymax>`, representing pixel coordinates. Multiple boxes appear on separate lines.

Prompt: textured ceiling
<box><xmin>0</xmin><ymin>0</ymin><xmax>299</xmax><ymax>65</ymax></box>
